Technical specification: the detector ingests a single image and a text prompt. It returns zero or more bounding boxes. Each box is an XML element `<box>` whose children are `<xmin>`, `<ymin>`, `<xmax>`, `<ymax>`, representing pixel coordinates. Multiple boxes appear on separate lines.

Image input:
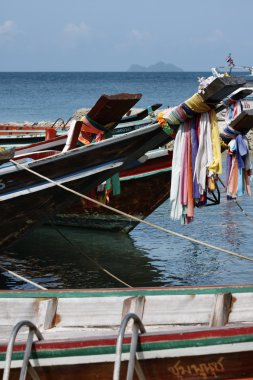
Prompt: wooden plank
<box><xmin>87</xmin><ymin>93</ymin><xmax>142</xmax><ymax>130</ymax></box>
<box><xmin>229</xmin><ymin>109</ymin><xmax>253</xmax><ymax>134</ymax></box>
<box><xmin>56</xmin><ymin>297</ymin><xmax>127</xmax><ymax>327</ymax></box>
<box><xmin>201</xmin><ymin>77</ymin><xmax>246</xmax><ymax>104</ymax></box>
<box><xmin>215</xmin><ymin>89</ymin><xmax>252</xmax><ymax>113</ymax></box>
<box><xmin>229</xmin><ymin>293</ymin><xmax>253</xmax><ymax>323</ymax></box>
<box><xmin>0</xmin><ymin>299</ymin><xmax>38</xmax><ymax>326</ymax></box>
<box><xmin>0</xmin><ymin>298</ymin><xmax>57</xmax><ymax>330</ymax></box>
<box><xmin>142</xmin><ymin>294</ymin><xmax>215</xmax><ymax>326</ymax></box>
<box><xmin>209</xmin><ymin>293</ymin><xmax>232</xmax><ymax>327</ymax></box>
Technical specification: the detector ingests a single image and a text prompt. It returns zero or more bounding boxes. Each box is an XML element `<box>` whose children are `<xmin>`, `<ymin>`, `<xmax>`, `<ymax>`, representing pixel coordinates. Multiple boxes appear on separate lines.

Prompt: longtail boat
<box><xmin>0</xmin><ymin>121</ymin><xmax>171</xmax><ymax>250</ymax></box>
<box><xmin>0</xmin><ymin>100</ymin><xmax>160</xmax><ymax>147</ymax></box>
<box><xmin>1</xmin><ymin>284</ymin><xmax>253</xmax><ymax>379</ymax></box>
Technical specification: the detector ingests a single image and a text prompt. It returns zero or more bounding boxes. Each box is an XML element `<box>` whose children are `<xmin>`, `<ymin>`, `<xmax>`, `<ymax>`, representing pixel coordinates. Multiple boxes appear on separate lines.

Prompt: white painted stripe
<box><xmin>15</xmin><ymin>138</ymin><xmax>66</xmax><ymax>154</ymax></box>
<box><xmin>0</xmin><ymin>158</ymin><xmax>34</xmax><ymax>175</ymax></box>
<box><xmin>145</xmin><ymin>148</ymin><xmax>168</xmax><ymax>159</ymax></box>
<box><xmin>0</xmin><ymin>161</ymin><xmax>123</xmax><ymax>201</ymax></box>
<box><xmin>136</xmin><ymin>341</ymin><xmax>253</xmax><ymax>360</ymax></box>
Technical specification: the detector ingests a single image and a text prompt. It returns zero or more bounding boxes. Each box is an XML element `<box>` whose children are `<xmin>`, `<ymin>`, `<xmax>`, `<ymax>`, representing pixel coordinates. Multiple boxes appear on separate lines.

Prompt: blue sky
<box><xmin>1</xmin><ymin>0</ymin><xmax>252</xmax><ymax>71</ymax></box>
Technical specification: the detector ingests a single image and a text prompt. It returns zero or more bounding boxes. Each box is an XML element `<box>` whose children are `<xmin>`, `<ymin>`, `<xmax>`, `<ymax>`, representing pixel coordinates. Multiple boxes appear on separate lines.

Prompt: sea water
<box><xmin>0</xmin><ymin>72</ymin><xmax>208</xmax><ymax>122</ymax></box>
<box><xmin>0</xmin><ymin>72</ymin><xmax>253</xmax><ymax>290</ymax></box>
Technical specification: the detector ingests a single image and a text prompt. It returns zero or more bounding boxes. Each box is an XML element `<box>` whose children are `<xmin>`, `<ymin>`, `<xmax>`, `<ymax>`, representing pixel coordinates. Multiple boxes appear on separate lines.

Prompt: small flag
<box><xmin>226</xmin><ymin>54</ymin><xmax>235</xmax><ymax>66</ymax></box>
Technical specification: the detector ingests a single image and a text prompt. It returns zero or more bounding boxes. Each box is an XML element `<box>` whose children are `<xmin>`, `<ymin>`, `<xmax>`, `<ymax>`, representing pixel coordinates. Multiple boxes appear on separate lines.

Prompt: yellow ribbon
<box><xmin>208</xmin><ymin>110</ymin><xmax>222</xmax><ymax>174</ymax></box>
<box><xmin>185</xmin><ymin>93</ymin><xmax>211</xmax><ymax>113</ymax></box>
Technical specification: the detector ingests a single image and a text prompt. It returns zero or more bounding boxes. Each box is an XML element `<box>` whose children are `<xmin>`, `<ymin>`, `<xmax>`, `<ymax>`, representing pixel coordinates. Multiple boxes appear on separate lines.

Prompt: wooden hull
<box><xmin>0</xmin><ymin>124</ymin><xmax>65</xmax><ymax>147</ymax></box>
<box><xmin>0</xmin><ymin>109</ymin><xmax>156</xmax><ymax>149</ymax></box>
<box><xmin>0</xmin><ymin>124</ymin><xmax>169</xmax><ymax>249</ymax></box>
<box><xmin>54</xmin><ymin>149</ymin><xmax>173</xmax><ymax>232</ymax></box>
<box><xmin>1</xmin><ymin>350</ymin><xmax>253</xmax><ymax>379</ymax></box>
<box><xmin>1</xmin><ymin>285</ymin><xmax>253</xmax><ymax>379</ymax></box>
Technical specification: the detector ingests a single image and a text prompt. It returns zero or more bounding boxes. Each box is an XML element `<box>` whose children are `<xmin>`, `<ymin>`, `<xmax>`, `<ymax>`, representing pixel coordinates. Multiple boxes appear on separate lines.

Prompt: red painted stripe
<box><xmin>139</xmin><ymin>325</ymin><xmax>253</xmax><ymax>343</ymax></box>
<box><xmin>1</xmin><ymin>325</ymin><xmax>253</xmax><ymax>353</ymax></box>
<box><xmin>120</xmin><ymin>155</ymin><xmax>172</xmax><ymax>177</ymax></box>
<box><xmin>15</xmin><ymin>135</ymin><xmax>67</xmax><ymax>152</ymax></box>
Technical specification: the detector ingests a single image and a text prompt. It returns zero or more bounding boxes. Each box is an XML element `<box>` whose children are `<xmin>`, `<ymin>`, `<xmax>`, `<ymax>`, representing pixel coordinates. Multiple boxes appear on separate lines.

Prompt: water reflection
<box><xmin>1</xmin><ymin>181</ymin><xmax>253</xmax><ymax>290</ymax></box>
<box><xmin>0</xmin><ymin>225</ymin><xmax>165</xmax><ymax>290</ymax></box>
<box><xmin>131</xmin><ymin>192</ymin><xmax>253</xmax><ymax>286</ymax></box>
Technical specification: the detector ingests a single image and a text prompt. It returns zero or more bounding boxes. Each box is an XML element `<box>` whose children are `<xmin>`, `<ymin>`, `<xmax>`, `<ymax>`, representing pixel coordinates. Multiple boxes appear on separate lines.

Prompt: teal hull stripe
<box><xmin>121</xmin><ymin>167</ymin><xmax>171</xmax><ymax>181</ymax></box>
<box><xmin>1</xmin><ymin>285</ymin><xmax>253</xmax><ymax>298</ymax></box>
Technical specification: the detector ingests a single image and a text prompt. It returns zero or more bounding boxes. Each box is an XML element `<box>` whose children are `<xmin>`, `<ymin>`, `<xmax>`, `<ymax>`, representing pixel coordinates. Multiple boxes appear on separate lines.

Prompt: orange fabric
<box><xmin>78</xmin><ymin>135</ymin><xmax>91</xmax><ymax>145</ymax></box>
<box><xmin>80</xmin><ymin>123</ymin><xmax>101</xmax><ymax>134</ymax></box>
<box><xmin>79</xmin><ymin>115</ymin><xmax>104</xmax><ymax>144</ymax></box>
<box><xmin>157</xmin><ymin>111</ymin><xmax>168</xmax><ymax>127</ymax></box>
<box><xmin>227</xmin><ymin>156</ymin><xmax>238</xmax><ymax>196</ymax></box>
<box><xmin>80</xmin><ymin>115</ymin><xmax>104</xmax><ymax>133</ymax></box>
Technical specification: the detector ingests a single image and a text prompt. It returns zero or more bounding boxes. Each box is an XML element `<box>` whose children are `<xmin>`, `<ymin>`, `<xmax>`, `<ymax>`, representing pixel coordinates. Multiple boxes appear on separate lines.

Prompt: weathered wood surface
<box><xmin>1</xmin><ymin>285</ymin><xmax>253</xmax><ymax>338</ymax></box>
<box><xmin>202</xmin><ymin>76</ymin><xmax>246</xmax><ymax>104</ymax></box>
<box><xmin>119</xmin><ymin>103</ymin><xmax>162</xmax><ymax>123</ymax></box>
<box><xmin>209</xmin><ymin>293</ymin><xmax>232</xmax><ymax>327</ymax></box>
<box><xmin>86</xmin><ymin>93</ymin><xmax>142</xmax><ymax>130</ymax></box>
<box><xmin>1</xmin><ymin>351</ymin><xmax>253</xmax><ymax>380</ymax></box>
<box><xmin>1</xmin><ymin>286</ymin><xmax>253</xmax><ymax>378</ymax></box>
<box><xmin>230</xmin><ymin>109</ymin><xmax>253</xmax><ymax>134</ymax></box>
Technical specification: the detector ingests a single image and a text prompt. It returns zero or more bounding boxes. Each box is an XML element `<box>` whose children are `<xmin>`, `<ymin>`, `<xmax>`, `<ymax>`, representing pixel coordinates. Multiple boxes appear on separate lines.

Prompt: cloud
<box><xmin>62</xmin><ymin>22</ymin><xmax>92</xmax><ymax>49</ymax></box>
<box><xmin>0</xmin><ymin>20</ymin><xmax>16</xmax><ymax>36</ymax></box>
<box><xmin>115</xmin><ymin>29</ymin><xmax>148</xmax><ymax>51</ymax></box>
<box><xmin>206</xmin><ymin>29</ymin><xmax>223</xmax><ymax>43</ymax></box>
<box><xmin>191</xmin><ymin>29</ymin><xmax>224</xmax><ymax>45</ymax></box>
<box><xmin>64</xmin><ymin>22</ymin><xmax>91</xmax><ymax>38</ymax></box>
<box><xmin>130</xmin><ymin>29</ymin><xmax>147</xmax><ymax>42</ymax></box>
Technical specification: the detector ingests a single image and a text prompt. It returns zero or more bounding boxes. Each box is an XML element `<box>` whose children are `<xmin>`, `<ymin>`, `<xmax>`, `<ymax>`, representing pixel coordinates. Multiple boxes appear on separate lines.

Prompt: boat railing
<box><xmin>3</xmin><ymin>320</ymin><xmax>43</xmax><ymax>380</ymax></box>
<box><xmin>113</xmin><ymin>312</ymin><xmax>146</xmax><ymax>380</ymax></box>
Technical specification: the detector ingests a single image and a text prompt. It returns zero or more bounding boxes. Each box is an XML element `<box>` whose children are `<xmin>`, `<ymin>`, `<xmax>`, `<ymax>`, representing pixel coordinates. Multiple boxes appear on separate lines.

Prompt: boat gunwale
<box><xmin>1</xmin><ymin>284</ymin><xmax>253</xmax><ymax>298</ymax></box>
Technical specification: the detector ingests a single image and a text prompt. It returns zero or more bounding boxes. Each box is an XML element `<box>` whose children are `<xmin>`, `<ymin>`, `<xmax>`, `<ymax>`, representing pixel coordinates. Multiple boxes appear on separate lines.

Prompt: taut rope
<box><xmin>0</xmin><ymin>263</ymin><xmax>47</xmax><ymax>290</ymax></box>
<box><xmin>9</xmin><ymin>159</ymin><xmax>253</xmax><ymax>264</ymax></box>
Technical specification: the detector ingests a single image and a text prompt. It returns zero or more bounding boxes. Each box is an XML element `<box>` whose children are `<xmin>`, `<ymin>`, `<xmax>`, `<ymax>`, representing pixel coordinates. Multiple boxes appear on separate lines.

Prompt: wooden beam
<box><xmin>37</xmin><ymin>298</ymin><xmax>58</xmax><ymax>330</ymax></box>
<box><xmin>209</xmin><ymin>293</ymin><xmax>232</xmax><ymax>327</ymax></box>
<box><xmin>230</xmin><ymin>109</ymin><xmax>253</xmax><ymax>134</ymax></box>
<box><xmin>202</xmin><ymin>77</ymin><xmax>246</xmax><ymax>104</ymax></box>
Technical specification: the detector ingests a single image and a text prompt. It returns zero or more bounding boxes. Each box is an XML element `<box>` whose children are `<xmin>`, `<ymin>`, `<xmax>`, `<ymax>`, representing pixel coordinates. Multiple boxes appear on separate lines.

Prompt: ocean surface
<box><xmin>1</xmin><ymin>71</ymin><xmax>253</xmax><ymax>290</ymax></box>
<box><xmin>0</xmin><ymin>71</ymin><xmax>210</xmax><ymax>123</ymax></box>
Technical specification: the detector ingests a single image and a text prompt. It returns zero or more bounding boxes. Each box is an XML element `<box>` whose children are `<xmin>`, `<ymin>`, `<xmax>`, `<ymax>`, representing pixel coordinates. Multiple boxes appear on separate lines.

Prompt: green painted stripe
<box><xmin>121</xmin><ymin>167</ymin><xmax>171</xmax><ymax>181</ymax></box>
<box><xmin>1</xmin><ymin>333</ymin><xmax>253</xmax><ymax>362</ymax></box>
<box><xmin>138</xmin><ymin>334</ymin><xmax>253</xmax><ymax>352</ymax></box>
<box><xmin>1</xmin><ymin>285</ymin><xmax>253</xmax><ymax>298</ymax></box>
<box><xmin>0</xmin><ymin>344</ymin><xmax>127</xmax><ymax>361</ymax></box>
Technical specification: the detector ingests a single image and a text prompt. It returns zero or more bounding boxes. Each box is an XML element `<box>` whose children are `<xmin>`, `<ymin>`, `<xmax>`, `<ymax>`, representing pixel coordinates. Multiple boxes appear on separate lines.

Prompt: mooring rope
<box><xmin>218</xmin><ymin>176</ymin><xmax>253</xmax><ymax>223</ymax></box>
<box><xmin>0</xmin><ymin>263</ymin><xmax>47</xmax><ymax>290</ymax></box>
<box><xmin>48</xmin><ymin>221</ymin><xmax>132</xmax><ymax>288</ymax></box>
<box><xmin>9</xmin><ymin>159</ymin><xmax>253</xmax><ymax>264</ymax></box>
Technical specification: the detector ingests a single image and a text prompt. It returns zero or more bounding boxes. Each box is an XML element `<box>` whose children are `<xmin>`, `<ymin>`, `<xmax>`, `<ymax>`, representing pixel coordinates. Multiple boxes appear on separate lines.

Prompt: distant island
<box><xmin>127</xmin><ymin>61</ymin><xmax>183</xmax><ymax>72</ymax></box>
